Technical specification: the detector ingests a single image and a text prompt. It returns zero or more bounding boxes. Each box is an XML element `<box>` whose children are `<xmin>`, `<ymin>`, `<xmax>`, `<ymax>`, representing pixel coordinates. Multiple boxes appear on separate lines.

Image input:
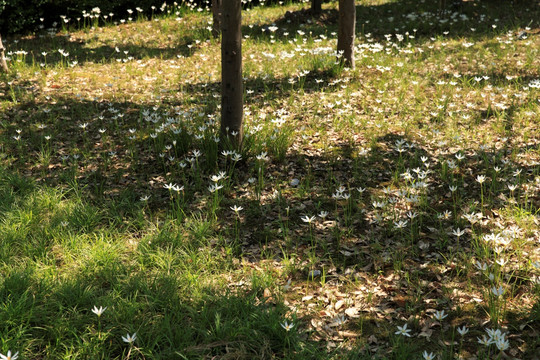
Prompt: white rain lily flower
<box><xmin>496</xmin><ymin>338</ymin><xmax>509</xmax><ymax>351</ymax></box>
<box><xmin>478</xmin><ymin>334</ymin><xmax>492</xmax><ymax>346</ymax></box>
<box><xmin>122</xmin><ymin>333</ymin><xmax>137</xmax><ymax>343</ymax></box>
<box><xmin>491</xmin><ymin>286</ymin><xmax>505</xmax><ymax>297</ymax></box>
<box><xmin>301</xmin><ymin>215</ymin><xmax>316</xmax><ymax>224</ymax></box>
<box><xmin>281</xmin><ymin>321</ymin><xmax>294</xmax><ymax>331</ymax></box>
<box><xmin>318</xmin><ymin>211</ymin><xmax>329</xmax><ymax>219</ymax></box>
<box><xmin>395</xmin><ymin>323</ymin><xmax>411</xmax><ymax>337</ymax></box>
<box><xmin>0</xmin><ymin>351</ymin><xmax>19</xmax><ymax>360</ymax></box>
<box><xmin>230</xmin><ymin>205</ymin><xmax>243</xmax><ymax>214</ymax></box>
<box><xmin>457</xmin><ymin>325</ymin><xmax>469</xmax><ymax>336</ymax></box>
<box><xmin>452</xmin><ymin>228</ymin><xmax>465</xmax><ymax>238</ymax></box>
<box><xmin>91</xmin><ymin>305</ymin><xmax>107</xmax><ymax>317</ymax></box>
<box><xmin>208</xmin><ymin>184</ymin><xmax>224</xmax><ymax>193</ymax></box>
<box><xmin>475</xmin><ymin>261</ymin><xmax>488</xmax><ymax>271</ymax></box>
<box><xmin>433</xmin><ymin>310</ymin><xmax>448</xmax><ymax>321</ymax></box>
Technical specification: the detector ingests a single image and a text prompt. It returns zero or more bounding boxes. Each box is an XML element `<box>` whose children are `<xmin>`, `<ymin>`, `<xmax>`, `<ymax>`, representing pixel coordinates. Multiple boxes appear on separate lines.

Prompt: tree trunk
<box><xmin>311</xmin><ymin>0</ymin><xmax>322</xmax><ymax>14</ymax></box>
<box><xmin>221</xmin><ymin>0</ymin><xmax>243</xmax><ymax>146</ymax></box>
<box><xmin>0</xmin><ymin>34</ymin><xmax>8</xmax><ymax>73</ymax></box>
<box><xmin>211</xmin><ymin>0</ymin><xmax>222</xmax><ymax>38</ymax></box>
<box><xmin>337</xmin><ymin>0</ymin><xmax>355</xmax><ymax>69</ymax></box>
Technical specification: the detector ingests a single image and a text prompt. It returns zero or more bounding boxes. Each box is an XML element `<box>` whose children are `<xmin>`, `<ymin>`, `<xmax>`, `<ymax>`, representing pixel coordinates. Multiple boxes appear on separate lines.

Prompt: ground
<box><xmin>0</xmin><ymin>0</ymin><xmax>539</xmax><ymax>359</ymax></box>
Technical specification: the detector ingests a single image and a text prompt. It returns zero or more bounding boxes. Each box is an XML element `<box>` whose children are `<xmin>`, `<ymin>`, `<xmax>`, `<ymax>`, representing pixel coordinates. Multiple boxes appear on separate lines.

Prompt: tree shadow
<box><xmin>440</xmin><ymin>72</ymin><xmax>540</xmax><ymax>89</ymax></box>
<box><xmin>4</xmin><ymin>0</ymin><xmax>537</xmax><ymax>70</ymax></box>
<box><xmin>4</xmin><ymin>27</ymin><xmax>206</xmax><ymax>68</ymax></box>
<box><xmin>243</xmin><ymin>0</ymin><xmax>539</xmax><ymax>44</ymax></box>
<box><xmin>1</xmin><ymin>91</ymin><xmax>539</xmax><ymax>357</ymax></box>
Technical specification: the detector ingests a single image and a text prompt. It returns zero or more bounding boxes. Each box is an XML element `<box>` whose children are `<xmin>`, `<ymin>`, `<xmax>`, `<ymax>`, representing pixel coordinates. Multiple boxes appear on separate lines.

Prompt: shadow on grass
<box><xmin>5</xmin><ymin>24</ymin><xmax>209</xmax><ymax>67</ymax></box>
<box><xmin>0</xmin><ymin>109</ymin><xmax>539</xmax><ymax>357</ymax></box>
<box><xmin>0</xmin><ymin>261</ymin><xmax>322</xmax><ymax>359</ymax></box>
<box><xmin>243</xmin><ymin>0</ymin><xmax>539</xmax><ymax>44</ymax></box>
<box><xmin>0</xmin><ymin>60</ymin><xmax>539</xmax><ymax>358</ymax></box>
<box><xmin>3</xmin><ymin>0</ymin><xmax>537</xmax><ymax>70</ymax></box>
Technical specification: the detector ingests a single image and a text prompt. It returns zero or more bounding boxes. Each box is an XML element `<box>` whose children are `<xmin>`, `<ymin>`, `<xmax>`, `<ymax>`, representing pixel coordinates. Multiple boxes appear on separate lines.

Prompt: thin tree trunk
<box><xmin>311</xmin><ymin>0</ymin><xmax>322</xmax><ymax>14</ymax></box>
<box><xmin>0</xmin><ymin>34</ymin><xmax>8</xmax><ymax>73</ymax></box>
<box><xmin>337</xmin><ymin>0</ymin><xmax>355</xmax><ymax>69</ymax></box>
<box><xmin>211</xmin><ymin>0</ymin><xmax>222</xmax><ymax>38</ymax></box>
<box><xmin>221</xmin><ymin>0</ymin><xmax>243</xmax><ymax>146</ymax></box>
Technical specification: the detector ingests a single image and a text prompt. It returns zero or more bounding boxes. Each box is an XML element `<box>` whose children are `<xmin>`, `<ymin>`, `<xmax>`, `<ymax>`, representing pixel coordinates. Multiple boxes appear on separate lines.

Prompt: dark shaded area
<box><xmin>0</xmin><ymin>0</ymin><xmax>180</xmax><ymax>35</ymax></box>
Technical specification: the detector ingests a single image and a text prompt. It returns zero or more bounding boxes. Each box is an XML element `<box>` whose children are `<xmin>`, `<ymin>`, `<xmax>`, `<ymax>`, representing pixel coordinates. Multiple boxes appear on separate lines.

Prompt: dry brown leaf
<box><xmin>345</xmin><ymin>307</ymin><xmax>361</xmax><ymax>318</ymax></box>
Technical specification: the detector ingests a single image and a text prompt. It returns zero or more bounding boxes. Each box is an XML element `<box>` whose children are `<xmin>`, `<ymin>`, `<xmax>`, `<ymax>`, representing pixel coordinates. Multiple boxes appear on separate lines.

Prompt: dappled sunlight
<box><xmin>0</xmin><ymin>0</ymin><xmax>539</xmax><ymax>358</ymax></box>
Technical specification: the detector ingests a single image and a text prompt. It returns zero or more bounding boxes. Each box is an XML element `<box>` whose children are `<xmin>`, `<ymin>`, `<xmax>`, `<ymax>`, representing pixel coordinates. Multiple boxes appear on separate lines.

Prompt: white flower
<box><xmin>122</xmin><ymin>333</ymin><xmax>137</xmax><ymax>343</ymax></box>
<box><xmin>478</xmin><ymin>335</ymin><xmax>492</xmax><ymax>346</ymax></box>
<box><xmin>432</xmin><ymin>310</ymin><xmax>447</xmax><ymax>321</ymax></box>
<box><xmin>486</xmin><ymin>328</ymin><xmax>503</xmax><ymax>342</ymax></box>
<box><xmin>208</xmin><ymin>184</ymin><xmax>223</xmax><ymax>193</ymax></box>
<box><xmin>281</xmin><ymin>321</ymin><xmax>294</xmax><ymax>331</ymax></box>
<box><xmin>91</xmin><ymin>305</ymin><xmax>107</xmax><ymax>317</ymax></box>
<box><xmin>318</xmin><ymin>211</ymin><xmax>329</xmax><ymax>219</ymax></box>
<box><xmin>230</xmin><ymin>205</ymin><xmax>243</xmax><ymax>213</ymax></box>
<box><xmin>491</xmin><ymin>285</ymin><xmax>505</xmax><ymax>297</ymax></box>
<box><xmin>301</xmin><ymin>215</ymin><xmax>316</xmax><ymax>224</ymax></box>
<box><xmin>475</xmin><ymin>261</ymin><xmax>488</xmax><ymax>272</ymax></box>
<box><xmin>256</xmin><ymin>152</ymin><xmax>269</xmax><ymax>161</ymax></box>
<box><xmin>422</xmin><ymin>351</ymin><xmax>435</xmax><ymax>360</ymax></box>
<box><xmin>476</xmin><ymin>175</ymin><xmax>486</xmax><ymax>184</ymax></box>
<box><xmin>172</xmin><ymin>185</ymin><xmax>184</xmax><ymax>192</ymax></box>
<box><xmin>407</xmin><ymin>211</ymin><xmax>418</xmax><ymax>219</ymax></box>
<box><xmin>0</xmin><ymin>351</ymin><xmax>19</xmax><ymax>360</ymax></box>
<box><xmin>496</xmin><ymin>338</ymin><xmax>509</xmax><ymax>351</ymax></box>
<box><xmin>452</xmin><ymin>228</ymin><xmax>465</xmax><ymax>237</ymax></box>
<box><xmin>394</xmin><ymin>219</ymin><xmax>408</xmax><ymax>229</ymax></box>
<box><xmin>457</xmin><ymin>325</ymin><xmax>469</xmax><ymax>336</ymax></box>
<box><xmin>395</xmin><ymin>323</ymin><xmax>411</xmax><ymax>337</ymax></box>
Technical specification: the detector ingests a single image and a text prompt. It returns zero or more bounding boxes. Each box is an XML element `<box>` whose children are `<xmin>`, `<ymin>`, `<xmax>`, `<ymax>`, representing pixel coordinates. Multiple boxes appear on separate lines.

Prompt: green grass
<box><xmin>0</xmin><ymin>0</ymin><xmax>539</xmax><ymax>358</ymax></box>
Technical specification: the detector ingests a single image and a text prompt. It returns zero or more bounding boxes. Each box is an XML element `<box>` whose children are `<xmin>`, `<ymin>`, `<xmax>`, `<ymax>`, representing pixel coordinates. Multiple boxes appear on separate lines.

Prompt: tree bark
<box><xmin>337</xmin><ymin>0</ymin><xmax>355</xmax><ymax>69</ymax></box>
<box><xmin>221</xmin><ymin>0</ymin><xmax>243</xmax><ymax>146</ymax></box>
<box><xmin>0</xmin><ymin>34</ymin><xmax>8</xmax><ymax>73</ymax></box>
<box><xmin>211</xmin><ymin>0</ymin><xmax>222</xmax><ymax>38</ymax></box>
<box><xmin>311</xmin><ymin>0</ymin><xmax>322</xmax><ymax>14</ymax></box>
